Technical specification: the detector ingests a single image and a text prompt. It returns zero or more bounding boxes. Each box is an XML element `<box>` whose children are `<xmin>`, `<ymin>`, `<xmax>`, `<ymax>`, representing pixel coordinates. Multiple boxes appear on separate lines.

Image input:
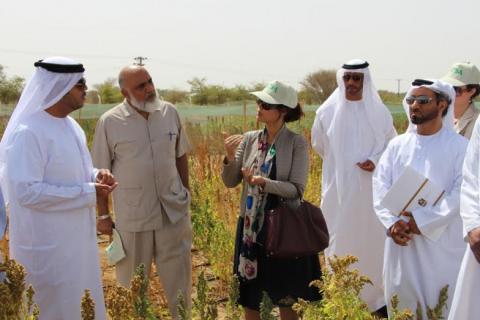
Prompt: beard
<box><xmin>410</xmin><ymin>107</ymin><xmax>440</xmax><ymax>125</ymax></box>
<box><xmin>129</xmin><ymin>93</ymin><xmax>162</xmax><ymax>113</ymax></box>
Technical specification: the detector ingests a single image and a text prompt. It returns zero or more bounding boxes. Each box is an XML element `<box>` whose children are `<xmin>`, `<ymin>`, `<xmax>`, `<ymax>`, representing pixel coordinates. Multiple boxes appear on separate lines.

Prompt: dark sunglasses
<box><xmin>256</xmin><ymin>99</ymin><xmax>279</xmax><ymax>110</ymax></box>
<box><xmin>342</xmin><ymin>74</ymin><xmax>363</xmax><ymax>82</ymax></box>
<box><xmin>454</xmin><ymin>86</ymin><xmax>469</xmax><ymax>96</ymax></box>
<box><xmin>74</xmin><ymin>78</ymin><xmax>87</xmax><ymax>90</ymax></box>
<box><xmin>405</xmin><ymin>95</ymin><xmax>433</xmax><ymax>105</ymax></box>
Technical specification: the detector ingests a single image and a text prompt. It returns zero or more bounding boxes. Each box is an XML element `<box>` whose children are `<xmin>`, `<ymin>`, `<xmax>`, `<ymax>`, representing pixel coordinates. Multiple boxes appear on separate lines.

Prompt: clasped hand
<box><xmin>389</xmin><ymin>211</ymin><xmax>421</xmax><ymax>246</ymax></box>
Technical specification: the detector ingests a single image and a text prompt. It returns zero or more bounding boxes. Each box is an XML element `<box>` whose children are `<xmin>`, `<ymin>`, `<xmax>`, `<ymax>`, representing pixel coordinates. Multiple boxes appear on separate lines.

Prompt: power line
<box><xmin>134</xmin><ymin>56</ymin><xmax>148</xmax><ymax>66</ymax></box>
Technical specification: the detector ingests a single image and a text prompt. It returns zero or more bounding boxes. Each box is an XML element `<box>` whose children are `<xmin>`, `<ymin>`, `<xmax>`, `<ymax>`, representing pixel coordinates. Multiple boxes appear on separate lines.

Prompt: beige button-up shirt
<box><xmin>455</xmin><ymin>103</ymin><xmax>480</xmax><ymax>140</ymax></box>
<box><xmin>92</xmin><ymin>100</ymin><xmax>191</xmax><ymax>232</ymax></box>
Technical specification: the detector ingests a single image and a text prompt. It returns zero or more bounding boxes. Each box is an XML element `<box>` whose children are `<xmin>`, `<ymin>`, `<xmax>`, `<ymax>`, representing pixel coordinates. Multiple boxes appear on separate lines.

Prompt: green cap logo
<box><xmin>452</xmin><ymin>67</ymin><xmax>463</xmax><ymax>76</ymax></box>
<box><xmin>266</xmin><ymin>83</ymin><xmax>279</xmax><ymax>94</ymax></box>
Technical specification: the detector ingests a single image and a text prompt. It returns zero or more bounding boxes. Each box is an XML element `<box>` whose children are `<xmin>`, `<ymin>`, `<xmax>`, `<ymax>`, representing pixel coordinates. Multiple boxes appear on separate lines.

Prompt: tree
<box><xmin>300</xmin><ymin>69</ymin><xmax>337</xmax><ymax>104</ymax></box>
<box><xmin>0</xmin><ymin>65</ymin><xmax>25</xmax><ymax>104</ymax></box>
<box><xmin>187</xmin><ymin>78</ymin><xmax>230</xmax><ymax>105</ymax></box>
<box><xmin>378</xmin><ymin>90</ymin><xmax>405</xmax><ymax>105</ymax></box>
<box><xmin>158</xmin><ymin>88</ymin><xmax>189</xmax><ymax>104</ymax></box>
<box><xmin>93</xmin><ymin>78</ymin><xmax>123</xmax><ymax>104</ymax></box>
<box><xmin>188</xmin><ymin>77</ymin><xmax>208</xmax><ymax>105</ymax></box>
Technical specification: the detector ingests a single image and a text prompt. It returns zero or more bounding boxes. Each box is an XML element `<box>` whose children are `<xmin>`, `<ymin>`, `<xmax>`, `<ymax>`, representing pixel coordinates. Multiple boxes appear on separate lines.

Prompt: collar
<box><xmin>263</xmin><ymin>124</ymin><xmax>288</xmax><ymax>144</ymax></box>
<box><xmin>119</xmin><ymin>99</ymin><xmax>136</xmax><ymax>118</ymax></box>
<box><xmin>455</xmin><ymin>102</ymin><xmax>479</xmax><ymax>130</ymax></box>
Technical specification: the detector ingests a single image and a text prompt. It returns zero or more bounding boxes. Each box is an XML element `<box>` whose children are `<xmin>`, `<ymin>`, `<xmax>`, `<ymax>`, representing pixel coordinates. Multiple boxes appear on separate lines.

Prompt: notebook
<box><xmin>380</xmin><ymin>166</ymin><xmax>445</xmax><ymax>216</ymax></box>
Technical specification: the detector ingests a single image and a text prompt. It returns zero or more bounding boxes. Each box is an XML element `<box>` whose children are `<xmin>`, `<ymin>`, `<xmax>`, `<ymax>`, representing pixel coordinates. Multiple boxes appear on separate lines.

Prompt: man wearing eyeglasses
<box><xmin>92</xmin><ymin>65</ymin><xmax>192</xmax><ymax>319</ymax></box>
<box><xmin>0</xmin><ymin>57</ymin><xmax>117</xmax><ymax>319</ymax></box>
<box><xmin>311</xmin><ymin>59</ymin><xmax>396</xmax><ymax>315</ymax></box>
<box><xmin>373</xmin><ymin>79</ymin><xmax>467</xmax><ymax>318</ymax></box>
<box><xmin>441</xmin><ymin>62</ymin><xmax>480</xmax><ymax>139</ymax></box>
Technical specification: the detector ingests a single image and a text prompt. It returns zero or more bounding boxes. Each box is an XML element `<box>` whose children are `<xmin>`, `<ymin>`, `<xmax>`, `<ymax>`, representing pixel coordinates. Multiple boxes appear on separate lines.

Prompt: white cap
<box><xmin>250</xmin><ymin>80</ymin><xmax>298</xmax><ymax>109</ymax></box>
<box><xmin>441</xmin><ymin>62</ymin><xmax>480</xmax><ymax>86</ymax></box>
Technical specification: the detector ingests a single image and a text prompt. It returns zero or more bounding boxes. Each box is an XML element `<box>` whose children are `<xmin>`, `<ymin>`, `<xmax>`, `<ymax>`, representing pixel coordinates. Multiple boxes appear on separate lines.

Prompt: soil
<box><xmin>97</xmin><ymin>234</ymin><xmax>228</xmax><ymax>319</ymax></box>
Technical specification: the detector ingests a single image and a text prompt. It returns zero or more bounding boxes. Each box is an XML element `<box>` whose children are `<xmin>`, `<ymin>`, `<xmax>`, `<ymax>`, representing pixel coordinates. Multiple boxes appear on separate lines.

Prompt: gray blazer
<box><xmin>222</xmin><ymin>125</ymin><xmax>308</xmax><ymax>217</ymax></box>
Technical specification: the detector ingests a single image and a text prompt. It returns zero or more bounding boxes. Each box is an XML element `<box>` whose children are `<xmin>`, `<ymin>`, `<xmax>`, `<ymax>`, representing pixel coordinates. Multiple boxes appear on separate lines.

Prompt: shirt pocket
<box><xmin>114</xmin><ymin>140</ymin><xmax>143</xmax><ymax>161</ymax></box>
<box><xmin>118</xmin><ymin>186</ymin><xmax>142</xmax><ymax>207</ymax></box>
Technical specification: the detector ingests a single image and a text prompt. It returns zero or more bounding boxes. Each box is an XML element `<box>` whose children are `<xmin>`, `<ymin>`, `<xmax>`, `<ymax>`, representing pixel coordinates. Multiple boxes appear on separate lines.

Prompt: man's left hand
<box><xmin>468</xmin><ymin>227</ymin><xmax>480</xmax><ymax>264</ymax></box>
<box><xmin>96</xmin><ymin>169</ymin><xmax>117</xmax><ymax>187</ymax></box>
<box><xmin>357</xmin><ymin>160</ymin><xmax>375</xmax><ymax>172</ymax></box>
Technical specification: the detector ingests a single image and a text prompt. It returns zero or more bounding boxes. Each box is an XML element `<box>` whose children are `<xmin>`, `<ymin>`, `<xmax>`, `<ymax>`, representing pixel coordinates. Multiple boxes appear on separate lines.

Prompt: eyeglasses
<box><xmin>74</xmin><ymin>78</ymin><xmax>87</xmax><ymax>90</ymax></box>
<box><xmin>342</xmin><ymin>74</ymin><xmax>363</xmax><ymax>82</ymax></box>
<box><xmin>405</xmin><ymin>95</ymin><xmax>433</xmax><ymax>105</ymax></box>
<box><xmin>256</xmin><ymin>99</ymin><xmax>279</xmax><ymax>110</ymax></box>
<box><xmin>454</xmin><ymin>86</ymin><xmax>468</xmax><ymax>96</ymax></box>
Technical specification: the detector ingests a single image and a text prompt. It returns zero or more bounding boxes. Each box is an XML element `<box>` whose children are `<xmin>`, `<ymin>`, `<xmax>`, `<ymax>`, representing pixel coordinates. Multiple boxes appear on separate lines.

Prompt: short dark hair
<box><xmin>467</xmin><ymin>84</ymin><xmax>480</xmax><ymax>101</ymax></box>
<box><xmin>281</xmin><ymin>103</ymin><xmax>304</xmax><ymax>122</ymax></box>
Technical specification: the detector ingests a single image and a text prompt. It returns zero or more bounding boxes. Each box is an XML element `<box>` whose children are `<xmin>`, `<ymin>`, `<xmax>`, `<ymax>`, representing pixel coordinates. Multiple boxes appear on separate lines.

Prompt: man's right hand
<box><xmin>95</xmin><ymin>183</ymin><xmax>117</xmax><ymax>198</ymax></box>
<box><xmin>468</xmin><ymin>227</ymin><xmax>480</xmax><ymax>264</ymax></box>
<box><xmin>389</xmin><ymin>220</ymin><xmax>412</xmax><ymax>246</ymax></box>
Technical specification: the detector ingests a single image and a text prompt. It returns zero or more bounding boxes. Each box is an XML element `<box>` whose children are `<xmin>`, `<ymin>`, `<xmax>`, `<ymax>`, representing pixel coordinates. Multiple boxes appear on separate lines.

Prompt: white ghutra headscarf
<box><xmin>0</xmin><ymin>57</ymin><xmax>85</xmax><ymax>201</ymax></box>
<box><xmin>402</xmin><ymin>79</ymin><xmax>455</xmax><ymax>132</ymax></box>
<box><xmin>313</xmin><ymin>59</ymin><xmax>395</xmax><ymax>204</ymax></box>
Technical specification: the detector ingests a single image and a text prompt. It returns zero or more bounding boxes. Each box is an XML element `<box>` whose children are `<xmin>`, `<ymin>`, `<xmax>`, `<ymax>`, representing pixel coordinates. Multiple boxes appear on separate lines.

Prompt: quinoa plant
<box><xmin>0</xmin><ymin>259</ymin><xmax>39</xmax><ymax>320</ymax></box>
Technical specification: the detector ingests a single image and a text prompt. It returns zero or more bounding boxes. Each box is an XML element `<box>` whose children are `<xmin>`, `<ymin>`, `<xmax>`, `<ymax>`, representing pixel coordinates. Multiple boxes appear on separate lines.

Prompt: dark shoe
<box><xmin>372</xmin><ymin>305</ymin><xmax>388</xmax><ymax>318</ymax></box>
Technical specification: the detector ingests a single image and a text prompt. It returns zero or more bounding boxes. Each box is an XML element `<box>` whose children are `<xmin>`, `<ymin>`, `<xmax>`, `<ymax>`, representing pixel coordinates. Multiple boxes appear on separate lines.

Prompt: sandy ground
<box><xmin>97</xmin><ymin>234</ymin><xmax>227</xmax><ymax>318</ymax></box>
<box><xmin>1</xmin><ymin>234</ymin><xmax>227</xmax><ymax>319</ymax></box>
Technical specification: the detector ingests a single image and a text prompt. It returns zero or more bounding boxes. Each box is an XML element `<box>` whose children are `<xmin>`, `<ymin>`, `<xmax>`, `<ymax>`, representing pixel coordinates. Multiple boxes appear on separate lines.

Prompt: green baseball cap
<box><xmin>250</xmin><ymin>80</ymin><xmax>298</xmax><ymax>109</ymax></box>
<box><xmin>441</xmin><ymin>62</ymin><xmax>480</xmax><ymax>86</ymax></box>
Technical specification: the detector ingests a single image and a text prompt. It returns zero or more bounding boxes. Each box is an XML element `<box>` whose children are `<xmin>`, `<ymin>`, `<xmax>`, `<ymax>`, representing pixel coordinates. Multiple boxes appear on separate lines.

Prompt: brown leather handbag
<box><xmin>264</xmin><ymin>199</ymin><xmax>329</xmax><ymax>258</ymax></box>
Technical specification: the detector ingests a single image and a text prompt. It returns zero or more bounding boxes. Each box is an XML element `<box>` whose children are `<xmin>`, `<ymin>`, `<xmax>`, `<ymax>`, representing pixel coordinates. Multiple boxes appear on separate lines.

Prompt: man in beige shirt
<box><xmin>92</xmin><ymin>65</ymin><xmax>192</xmax><ymax>318</ymax></box>
<box><xmin>441</xmin><ymin>62</ymin><xmax>480</xmax><ymax>140</ymax></box>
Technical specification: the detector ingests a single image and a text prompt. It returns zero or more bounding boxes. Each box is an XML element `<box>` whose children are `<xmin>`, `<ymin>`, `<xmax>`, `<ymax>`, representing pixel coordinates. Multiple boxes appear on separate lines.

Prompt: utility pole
<box><xmin>396</xmin><ymin>79</ymin><xmax>402</xmax><ymax>96</ymax></box>
<box><xmin>133</xmin><ymin>56</ymin><xmax>148</xmax><ymax>66</ymax></box>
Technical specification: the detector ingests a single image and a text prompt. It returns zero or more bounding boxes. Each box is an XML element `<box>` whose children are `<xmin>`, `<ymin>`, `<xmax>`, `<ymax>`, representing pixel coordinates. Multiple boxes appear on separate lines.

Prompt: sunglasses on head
<box><xmin>256</xmin><ymin>99</ymin><xmax>279</xmax><ymax>110</ymax></box>
<box><xmin>405</xmin><ymin>95</ymin><xmax>433</xmax><ymax>105</ymax></box>
<box><xmin>342</xmin><ymin>74</ymin><xmax>363</xmax><ymax>82</ymax></box>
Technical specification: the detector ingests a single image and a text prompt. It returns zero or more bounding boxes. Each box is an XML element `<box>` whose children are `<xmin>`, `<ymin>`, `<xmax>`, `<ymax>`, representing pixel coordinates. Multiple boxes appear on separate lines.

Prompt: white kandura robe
<box><xmin>312</xmin><ymin>100</ymin><xmax>396</xmax><ymax>311</ymax></box>
<box><xmin>373</xmin><ymin>126</ymin><xmax>467</xmax><ymax>319</ymax></box>
<box><xmin>6</xmin><ymin>111</ymin><xmax>106</xmax><ymax>320</ymax></box>
<box><xmin>448</xmin><ymin>119</ymin><xmax>480</xmax><ymax>320</ymax></box>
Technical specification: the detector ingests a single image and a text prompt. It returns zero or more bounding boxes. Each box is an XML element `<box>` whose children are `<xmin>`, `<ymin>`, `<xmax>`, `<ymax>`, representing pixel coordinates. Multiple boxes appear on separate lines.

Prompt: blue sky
<box><xmin>1</xmin><ymin>0</ymin><xmax>478</xmax><ymax>92</ymax></box>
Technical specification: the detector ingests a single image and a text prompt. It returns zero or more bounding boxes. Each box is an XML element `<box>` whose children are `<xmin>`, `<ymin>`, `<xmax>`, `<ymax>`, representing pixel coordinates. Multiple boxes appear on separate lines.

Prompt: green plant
<box><xmin>259</xmin><ymin>292</ymin><xmax>275</xmax><ymax>320</ymax></box>
<box><xmin>192</xmin><ymin>272</ymin><xmax>217</xmax><ymax>320</ymax></box>
<box><xmin>426</xmin><ymin>285</ymin><xmax>449</xmax><ymax>320</ymax></box>
<box><xmin>81</xmin><ymin>289</ymin><xmax>95</xmax><ymax>320</ymax></box>
<box><xmin>130</xmin><ymin>264</ymin><xmax>159</xmax><ymax>319</ymax></box>
<box><xmin>225</xmin><ymin>276</ymin><xmax>241</xmax><ymax>320</ymax></box>
<box><xmin>0</xmin><ymin>259</ymin><xmax>40</xmax><ymax>320</ymax></box>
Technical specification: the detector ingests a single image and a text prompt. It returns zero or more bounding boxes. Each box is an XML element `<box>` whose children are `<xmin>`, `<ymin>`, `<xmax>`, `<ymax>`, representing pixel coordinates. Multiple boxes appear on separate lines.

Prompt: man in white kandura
<box><xmin>311</xmin><ymin>59</ymin><xmax>396</xmax><ymax>314</ymax></box>
<box><xmin>448</xmin><ymin>91</ymin><xmax>480</xmax><ymax>320</ymax></box>
<box><xmin>373</xmin><ymin>79</ymin><xmax>467</xmax><ymax>318</ymax></box>
<box><xmin>0</xmin><ymin>57</ymin><xmax>116</xmax><ymax>320</ymax></box>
